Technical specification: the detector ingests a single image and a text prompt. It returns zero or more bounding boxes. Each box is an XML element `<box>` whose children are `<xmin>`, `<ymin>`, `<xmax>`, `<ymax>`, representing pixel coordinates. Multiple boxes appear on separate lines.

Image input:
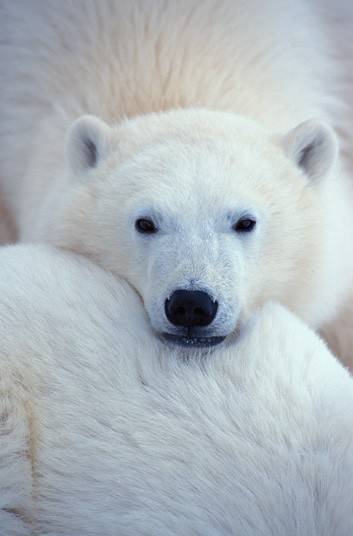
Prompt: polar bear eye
<box><xmin>233</xmin><ymin>216</ymin><xmax>256</xmax><ymax>233</ymax></box>
<box><xmin>135</xmin><ymin>218</ymin><xmax>158</xmax><ymax>234</ymax></box>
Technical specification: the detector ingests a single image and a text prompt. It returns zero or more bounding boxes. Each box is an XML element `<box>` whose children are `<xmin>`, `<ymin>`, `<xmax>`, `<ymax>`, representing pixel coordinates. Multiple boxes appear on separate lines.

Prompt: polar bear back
<box><xmin>0</xmin><ymin>245</ymin><xmax>353</xmax><ymax>535</ymax></box>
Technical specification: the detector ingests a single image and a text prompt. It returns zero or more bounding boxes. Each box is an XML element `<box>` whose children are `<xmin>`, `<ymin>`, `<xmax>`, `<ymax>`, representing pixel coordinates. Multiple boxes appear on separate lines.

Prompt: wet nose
<box><xmin>165</xmin><ymin>290</ymin><xmax>218</xmax><ymax>328</ymax></box>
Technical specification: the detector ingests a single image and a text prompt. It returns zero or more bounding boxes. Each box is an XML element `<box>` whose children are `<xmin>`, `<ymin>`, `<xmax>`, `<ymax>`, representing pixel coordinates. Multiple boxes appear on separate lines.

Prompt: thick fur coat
<box><xmin>1</xmin><ymin>1</ymin><xmax>353</xmax><ymax>365</ymax></box>
<box><xmin>1</xmin><ymin>245</ymin><xmax>353</xmax><ymax>535</ymax></box>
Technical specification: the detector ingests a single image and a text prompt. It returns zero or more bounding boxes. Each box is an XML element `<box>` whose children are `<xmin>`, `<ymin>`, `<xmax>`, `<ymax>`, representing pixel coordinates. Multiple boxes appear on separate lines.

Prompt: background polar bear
<box><xmin>1</xmin><ymin>1</ymin><xmax>353</xmax><ymax>364</ymax></box>
<box><xmin>1</xmin><ymin>245</ymin><xmax>353</xmax><ymax>536</ymax></box>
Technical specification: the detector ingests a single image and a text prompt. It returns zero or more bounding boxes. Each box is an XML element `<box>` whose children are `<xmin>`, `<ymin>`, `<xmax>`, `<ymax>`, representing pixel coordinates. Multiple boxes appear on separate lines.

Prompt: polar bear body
<box><xmin>1</xmin><ymin>245</ymin><xmax>353</xmax><ymax>535</ymax></box>
<box><xmin>1</xmin><ymin>1</ymin><xmax>353</xmax><ymax>363</ymax></box>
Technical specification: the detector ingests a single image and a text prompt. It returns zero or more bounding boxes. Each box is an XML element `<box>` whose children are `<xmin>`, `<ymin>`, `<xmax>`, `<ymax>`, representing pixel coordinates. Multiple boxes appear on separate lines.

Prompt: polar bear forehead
<box><xmin>115</xmin><ymin>108</ymin><xmax>275</xmax><ymax>157</ymax></box>
<box><xmin>67</xmin><ymin>108</ymin><xmax>334</xmax><ymax>224</ymax></box>
<box><xmin>110</xmin><ymin>109</ymin><xmax>337</xmax><ymax>188</ymax></box>
<box><xmin>108</xmin><ymin>115</ymin><xmax>297</xmax><ymax>210</ymax></box>
<box><xmin>114</xmin><ymin>136</ymin><xmax>282</xmax><ymax>198</ymax></box>
<box><xmin>68</xmin><ymin>108</ymin><xmax>336</xmax><ymax>205</ymax></box>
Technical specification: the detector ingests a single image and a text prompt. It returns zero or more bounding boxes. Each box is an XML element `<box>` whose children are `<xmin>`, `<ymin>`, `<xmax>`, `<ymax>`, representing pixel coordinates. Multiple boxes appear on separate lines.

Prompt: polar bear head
<box><xmin>47</xmin><ymin>109</ymin><xmax>338</xmax><ymax>349</ymax></box>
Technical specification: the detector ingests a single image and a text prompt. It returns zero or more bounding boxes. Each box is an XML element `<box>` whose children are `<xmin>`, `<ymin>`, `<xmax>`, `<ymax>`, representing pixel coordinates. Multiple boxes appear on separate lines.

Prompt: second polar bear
<box><xmin>1</xmin><ymin>244</ymin><xmax>353</xmax><ymax>535</ymax></box>
<box><xmin>1</xmin><ymin>1</ymin><xmax>353</xmax><ymax>362</ymax></box>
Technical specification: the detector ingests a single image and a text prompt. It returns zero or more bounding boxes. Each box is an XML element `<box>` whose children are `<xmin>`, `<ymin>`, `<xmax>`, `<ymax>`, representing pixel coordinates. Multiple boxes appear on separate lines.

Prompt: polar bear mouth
<box><xmin>162</xmin><ymin>333</ymin><xmax>226</xmax><ymax>348</ymax></box>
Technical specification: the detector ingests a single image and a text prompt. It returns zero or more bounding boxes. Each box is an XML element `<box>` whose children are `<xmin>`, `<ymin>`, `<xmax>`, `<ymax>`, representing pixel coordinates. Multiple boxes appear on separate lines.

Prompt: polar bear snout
<box><xmin>161</xmin><ymin>290</ymin><xmax>228</xmax><ymax>348</ymax></box>
<box><xmin>165</xmin><ymin>290</ymin><xmax>218</xmax><ymax>328</ymax></box>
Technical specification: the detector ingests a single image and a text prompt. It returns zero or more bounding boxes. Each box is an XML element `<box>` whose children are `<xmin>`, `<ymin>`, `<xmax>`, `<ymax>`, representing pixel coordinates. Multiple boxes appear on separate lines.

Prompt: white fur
<box><xmin>1</xmin><ymin>244</ymin><xmax>353</xmax><ymax>535</ymax></box>
<box><xmin>1</xmin><ymin>1</ymin><xmax>353</xmax><ymax>363</ymax></box>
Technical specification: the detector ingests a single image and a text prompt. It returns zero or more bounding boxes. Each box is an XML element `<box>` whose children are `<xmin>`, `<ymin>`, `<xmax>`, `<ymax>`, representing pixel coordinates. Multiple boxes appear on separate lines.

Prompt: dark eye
<box><xmin>135</xmin><ymin>218</ymin><xmax>158</xmax><ymax>234</ymax></box>
<box><xmin>233</xmin><ymin>216</ymin><xmax>256</xmax><ymax>233</ymax></box>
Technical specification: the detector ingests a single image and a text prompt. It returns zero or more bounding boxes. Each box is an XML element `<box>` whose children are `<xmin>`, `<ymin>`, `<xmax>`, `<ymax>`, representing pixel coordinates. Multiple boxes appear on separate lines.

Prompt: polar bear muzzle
<box><xmin>163</xmin><ymin>290</ymin><xmax>225</xmax><ymax>348</ymax></box>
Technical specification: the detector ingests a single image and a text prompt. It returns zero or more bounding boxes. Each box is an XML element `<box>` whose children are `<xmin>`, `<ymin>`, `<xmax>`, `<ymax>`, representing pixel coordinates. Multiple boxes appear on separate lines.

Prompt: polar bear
<box><xmin>1</xmin><ymin>244</ymin><xmax>353</xmax><ymax>535</ymax></box>
<box><xmin>1</xmin><ymin>1</ymin><xmax>353</xmax><ymax>363</ymax></box>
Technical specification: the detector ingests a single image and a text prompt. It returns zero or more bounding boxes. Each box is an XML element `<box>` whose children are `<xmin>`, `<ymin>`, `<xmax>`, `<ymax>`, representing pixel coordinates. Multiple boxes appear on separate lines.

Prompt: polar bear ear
<box><xmin>66</xmin><ymin>115</ymin><xmax>111</xmax><ymax>175</ymax></box>
<box><xmin>280</xmin><ymin>120</ymin><xmax>338</xmax><ymax>182</ymax></box>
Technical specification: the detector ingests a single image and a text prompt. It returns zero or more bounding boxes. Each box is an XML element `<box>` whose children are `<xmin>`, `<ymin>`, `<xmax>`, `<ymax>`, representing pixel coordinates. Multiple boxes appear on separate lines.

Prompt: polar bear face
<box><xmin>49</xmin><ymin>110</ymin><xmax>337</xmax><ymax>348</ymax></box>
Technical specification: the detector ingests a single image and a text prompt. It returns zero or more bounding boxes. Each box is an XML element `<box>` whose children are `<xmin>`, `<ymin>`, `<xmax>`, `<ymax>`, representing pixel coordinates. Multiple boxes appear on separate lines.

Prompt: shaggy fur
<box><xmin>1</xmin><ymin>245</ymin><xmax>353</xmax><ymax>535</ymax></box>
<box><xmin>0</xmin><ymin>1</ymin><xmax>353</xmax><ymax>366</ymax></box>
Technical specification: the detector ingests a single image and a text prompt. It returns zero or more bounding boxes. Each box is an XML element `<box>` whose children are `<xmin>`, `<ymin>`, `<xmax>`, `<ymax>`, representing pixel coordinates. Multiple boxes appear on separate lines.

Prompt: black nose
<box><xmin>165</xmin><ymin>290</ymin><xmax>218</xmax><ymax>328</ymax></box>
